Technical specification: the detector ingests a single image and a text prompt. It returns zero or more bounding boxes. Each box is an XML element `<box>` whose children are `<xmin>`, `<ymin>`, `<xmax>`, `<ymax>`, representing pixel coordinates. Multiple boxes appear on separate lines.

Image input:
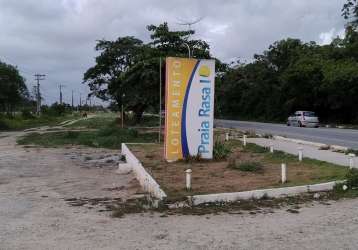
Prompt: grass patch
<box><xmin>242</xmin><ymin>142</ymin><xmax>267</xmax><ymax>153</ymax></box>
<box><xmin>229</xmin><ymin>161</ymin><xmax>264</xmax><ymax>172</ymax></box>
<box><xmin>17</xmin><ymin>127</ymin><xmax>157</xmax><ymax>149</ymax></box>
<box><xmin>67</xmin><ymin>112</ymin><xmax>160</xmax><ymax>129</ymax></box>
<box><xmin>241</xmin><ymin>142</ymin><xmax>348</xmax><ymax>185</ymax></box>
<box><xmin>67</xmin><ymin>113</ymin><xmax>116</xmax><ymax>129</ymax></box>
<box><xmin>0</xmin><ymin>113</ymin><xmax>80</xmax><ymax>131</ymax></box>
<box><xmin>213</xmin><ymin>140</ymin><xmax>231</xmax><ymax>160</ymax></box>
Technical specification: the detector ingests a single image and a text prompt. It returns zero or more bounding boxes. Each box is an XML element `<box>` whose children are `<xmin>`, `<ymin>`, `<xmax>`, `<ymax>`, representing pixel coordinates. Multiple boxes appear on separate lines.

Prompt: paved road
<box><xmin>216</xmin><ymin>119</ymin><xmax>358</xmax><ymax>149</ymax></box>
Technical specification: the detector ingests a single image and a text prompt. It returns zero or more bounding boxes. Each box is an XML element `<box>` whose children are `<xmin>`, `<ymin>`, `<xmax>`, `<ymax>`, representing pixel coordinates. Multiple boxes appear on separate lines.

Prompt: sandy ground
<box><xmin>1</xmin><ymin>130</ymin><xmax>358</xmax><ymax>249</ymax></box>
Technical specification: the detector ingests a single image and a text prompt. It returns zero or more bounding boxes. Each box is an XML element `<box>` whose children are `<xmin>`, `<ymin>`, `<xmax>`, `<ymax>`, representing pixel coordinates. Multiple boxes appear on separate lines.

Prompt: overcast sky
<box><xmin>0</xmin><ymin>0</ymin><xmax>347</xmax><ymax>105</ymax></box>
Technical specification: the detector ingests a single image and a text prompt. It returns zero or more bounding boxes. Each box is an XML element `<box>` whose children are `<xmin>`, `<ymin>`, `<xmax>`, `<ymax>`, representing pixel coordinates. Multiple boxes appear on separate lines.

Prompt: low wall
<box><xmin>190</xmin><ymin>181</ymin><xmax>338</xmax><ymax>206</ymax></box>
<box><xmin>121</xmin><ymin>143</ymin><xmax>167</xmax><ymax>201</ymax></box>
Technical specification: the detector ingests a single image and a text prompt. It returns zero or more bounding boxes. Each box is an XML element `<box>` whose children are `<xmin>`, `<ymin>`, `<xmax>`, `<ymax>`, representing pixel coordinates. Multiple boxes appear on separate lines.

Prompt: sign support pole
<box><xmin>159</xmin><ymin>57</ymin><xmax>162</xmax><ymax>143</ymax></box>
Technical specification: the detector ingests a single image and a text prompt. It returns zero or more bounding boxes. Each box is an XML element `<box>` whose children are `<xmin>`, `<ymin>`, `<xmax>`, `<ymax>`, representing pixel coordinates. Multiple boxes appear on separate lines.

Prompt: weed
<box><xmin>213</xmin><ymin>140</ymin><xmax>231</xmax><ymax>160</ymax></box>
<box><xmin>346</xmin><ymin>168</ymin><xmax>358</xmax><ymax>188</ymax></box>
<box><xmin>183</xmin><ymin>154</ymin><xmax>202</xmax><ymax>163</ymax></box>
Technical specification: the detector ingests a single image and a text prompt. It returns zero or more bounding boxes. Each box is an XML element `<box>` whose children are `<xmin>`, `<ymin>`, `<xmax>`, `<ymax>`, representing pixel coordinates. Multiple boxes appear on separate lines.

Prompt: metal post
<box><xmin>121</xmin><ymin>104</ymin><xmax>124</xmax><ymax>129</ymax></box>
<box><xmin>183</xmin><ymin>43</ymin><xmax>191</xmax><ymax>58</ymax></box>
<box><xmin>298</xmin><ymin>147</ymin><xmax>303</xmax><ymax>162</ymax></box>
<box><xmin>281</xmin><ymin>163</ymin><xmax>287</xmax><ymax>184</ymax></box>
<box><xmin>243</xmin><ymin>135</ymin><xmax>247</xmax><ymax>146</ymax></box>
<box><xmin>225</xmin><ymin>133</ymin><xmax>229</xmax><ymax>141</ymax></box>
<box><xmin>269</xmin><ymin>143</ymin><xmax>274</xmax><ymax>153</ymax></box>
<box><xmin>349</xmin><ymin>153</ymin><xmax>355</xmax><ymax>169</ymax></box>
<box><xmin>186</xmin><ymin>169</ymin><xmax>192</xmax><ymax>191</ymax></box>
<box><xmin>159</xmin><ymin>57</ymin><xmax>162</xmax><ymax>143</ymax></box>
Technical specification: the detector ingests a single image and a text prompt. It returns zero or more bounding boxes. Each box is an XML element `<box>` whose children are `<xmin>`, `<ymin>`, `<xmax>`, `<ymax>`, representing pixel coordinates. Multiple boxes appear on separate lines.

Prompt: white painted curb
<box><xmin>121</xmin><ymin>143</ymin><xmax>167</xmax><ymax>200</ymax></box>
<box><xmin>273</xmin><ymin>136</ymin><xmax>348</xmax><ymax>152</ymax></box>
<box><xmin>190</xmin><ymin>181</ymin><xmax>340</xmax><ymax>206</ymax></box>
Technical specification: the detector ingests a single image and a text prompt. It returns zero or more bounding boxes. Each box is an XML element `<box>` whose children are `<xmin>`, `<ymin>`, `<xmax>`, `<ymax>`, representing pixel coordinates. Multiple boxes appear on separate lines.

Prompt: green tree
<box><xmin>83</xmin><ymin>36</ymin><xmax>144</xmax><ymax>108</ymax></box>
<box><xmin>0</xmin><ymin>60</ymin><xmax>28</xmax><ymax>115</ymax></box>
<box><xmin>342</xmin><ymin>0</ymin><xmax>358</xmax><ymax>27</ymax></box>
<box><xmin>84</xmin><ymin>22</ymin><xmax>217</xmax><ymax>122</ymax></box>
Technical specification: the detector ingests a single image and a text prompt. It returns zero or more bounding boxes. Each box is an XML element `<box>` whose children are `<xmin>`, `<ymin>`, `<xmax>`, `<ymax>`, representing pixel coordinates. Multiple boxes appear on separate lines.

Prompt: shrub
<box><xmin>213</xmin><ymin>140</ymin><xmax>231</xmax><ymax>160</ymax></box>
<box><xmin>65</xmin><ymin>131</ymin><xmax>80</xmax><ymax>139</ymax></box>
<box><xmin>346</xmin><ymin>168</ymin><xmax>358</xmax><ymax>188</ymax></box>
<box><xmin>21</xmin><ymin>109</ymin><xmax>35</xmax><ymax>119</ymax></box>
<box><xmin>0</xmin><ymin>118</ymin><xmax>9</xmax><ymax>130</ymax></box>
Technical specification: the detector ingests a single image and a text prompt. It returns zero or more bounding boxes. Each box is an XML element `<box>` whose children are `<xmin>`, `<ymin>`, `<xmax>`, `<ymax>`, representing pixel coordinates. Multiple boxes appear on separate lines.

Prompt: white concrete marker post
<box><xmin>243</xmin><ymin>135</ymin><xmax>247</xmax><ymax>147</ymax></box>
<box><xmin>225</xmin><ymin>133</ymin><xmax>229</xmax><ymax>141</ymax></box>
<box><xmin>281</xmin><ymin>163</ymin><xmax>287</xmax><ymax>184</ymax></box>
<box><xmin>269</xmin><ymin>143</ymin><xmax>274</xmax><ymax>153</ymax></box>
<box><xmin>298</xmin><ymin>147</ymin><xmax>303</xmax><ymax>162</ymax></box>
<box><xmin>349</xmin><ymin>153</ymin><xmax>356</xmax><ymax>169</ymax></box>
<box><xmin>186</xmin><ymin>169</ymin><xmax>192</xmax><ymax>191</ymax></box>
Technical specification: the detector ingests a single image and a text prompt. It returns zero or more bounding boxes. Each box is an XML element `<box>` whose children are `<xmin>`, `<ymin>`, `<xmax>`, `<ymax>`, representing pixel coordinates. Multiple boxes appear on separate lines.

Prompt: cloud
<box><xmin>319</xmin><ymin>28</ymin><xmax>346</xmax><ymax>45</ymax></box>
<box><xmin>0</xmin><ymin>0</ymin><xmax>347</xmax><ymax>104</ymax></box>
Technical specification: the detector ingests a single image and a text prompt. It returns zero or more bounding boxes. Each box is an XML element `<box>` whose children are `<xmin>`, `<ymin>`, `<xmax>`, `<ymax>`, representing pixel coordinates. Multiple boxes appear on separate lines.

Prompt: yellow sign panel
<box><xmin>164</xmin><ymin>57</ymin><xmax>215</xmax><ymax>161</ymax></box>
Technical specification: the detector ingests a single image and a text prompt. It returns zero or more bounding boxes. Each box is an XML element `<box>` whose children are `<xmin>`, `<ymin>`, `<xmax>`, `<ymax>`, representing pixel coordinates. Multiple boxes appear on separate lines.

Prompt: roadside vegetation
<box><xmin>17</xmin><ymin>128</ymin><xmax>156</xmax><ymax>149</ymax></box>
<box><xmin>67</xmin><ymin>113</ymin><xmax>159</xmax><ymax>129</ymax></box>
<box><xmin>17</xmin><ymin>113</ymin><xmax>158</xmax><ymax>149</ymax></box>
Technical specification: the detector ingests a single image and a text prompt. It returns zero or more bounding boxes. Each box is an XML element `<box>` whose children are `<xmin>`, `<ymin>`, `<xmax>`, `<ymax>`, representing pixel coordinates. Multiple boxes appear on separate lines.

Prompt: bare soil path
<box><xmin>1</xmin><ymin>130</ymin><xmax>358</xmax><ymax>249</ymax></box>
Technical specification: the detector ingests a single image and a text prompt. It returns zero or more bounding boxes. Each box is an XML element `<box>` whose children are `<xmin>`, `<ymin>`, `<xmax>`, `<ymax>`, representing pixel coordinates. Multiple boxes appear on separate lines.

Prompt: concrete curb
<box><xmin>190</xmin><ymin>181</ymin><xmax>340</xmax><ymax>206</ymax></box>
<box><xmin>120</xmin><ymin>143</ymin><xmax>167</xmax><ymax>201</ymax></box>
<box><xmin>273</xmin><ymin>136</ymin><xmax>349</xmax><ymax>152</ymax></box>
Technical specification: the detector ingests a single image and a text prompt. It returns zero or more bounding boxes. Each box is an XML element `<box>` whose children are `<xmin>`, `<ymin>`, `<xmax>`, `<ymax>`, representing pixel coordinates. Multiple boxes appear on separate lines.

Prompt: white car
<box><xmin>287</xmin><ymin>111</ymin><xmax>319</xmax><ymax>128</ymax></box>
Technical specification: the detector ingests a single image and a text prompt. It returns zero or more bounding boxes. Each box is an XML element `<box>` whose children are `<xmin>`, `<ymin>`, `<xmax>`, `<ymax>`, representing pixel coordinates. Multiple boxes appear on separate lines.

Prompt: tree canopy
<box><xmin>83</xmin><ymin>22</ymin><xmax>216</xmax><ymax>121</ymax></box>
<box><xmin>216</xmin><ymin>32</ymin><xmax>358</xmax><ymax>123</ymax></box>
<box><xmin>0</xmin><ymin>60</ymin><xmax>28</xmax><ymax>114</ymax></box>
<box><xmin>85</xmin><ymin>2</ymin><xmax>358</xmax><ymax>124</ymax></box>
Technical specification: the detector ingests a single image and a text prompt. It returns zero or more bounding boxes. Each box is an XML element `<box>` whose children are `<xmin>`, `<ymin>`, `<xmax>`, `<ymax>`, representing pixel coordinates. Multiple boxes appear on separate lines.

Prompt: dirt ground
<box><xmin>2</xmin><ymin>130</ymin><xmax>358</xmax><ymax>249</ymax></box>
<box><xmin>129</xmin><ymin>144</ymin><xmax>345</xmax><ymax>199</ymax></box>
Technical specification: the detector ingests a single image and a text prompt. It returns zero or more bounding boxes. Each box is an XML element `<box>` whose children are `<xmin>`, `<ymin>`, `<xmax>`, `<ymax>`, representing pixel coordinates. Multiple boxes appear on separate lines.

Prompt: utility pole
<box><xmin>59</xmin><ymin>84</ymin><xmax>65</xmax><ymax>104</ymax></box>
<box><xmin>121</xmin><ymin>94</ymin><xmax>125</xmax><ymax>128</ymax></box>
<box><xmin>34</xmin><ymin>74</ymin><xmax>45</xmax><ymax>115</ymax></box>
<box><xmin>89</xmin><ymin>96</ymin><xmax>92</xmax><ymax>112</ymax></box>
<box><xmin>79</xmin><ymin>93</ymin><xmax>82</xmax><ymax>111</ymax></box>
<box><xmin>71</xmin><ymin>90</ymin><xmax>74</xmax><ymax>108</ymax></box>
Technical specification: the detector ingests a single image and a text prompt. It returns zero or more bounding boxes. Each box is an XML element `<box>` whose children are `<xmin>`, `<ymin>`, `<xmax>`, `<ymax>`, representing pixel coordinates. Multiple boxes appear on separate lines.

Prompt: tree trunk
<box><xmin>132</xmin><ymin>103</ymin><xmax>146</xmax><ymax>124</ymax></box>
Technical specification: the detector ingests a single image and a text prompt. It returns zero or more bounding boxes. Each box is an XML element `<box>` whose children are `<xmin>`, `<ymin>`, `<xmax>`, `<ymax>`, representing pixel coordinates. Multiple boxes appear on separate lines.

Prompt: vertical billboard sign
<box><xmin>164</xmin><ymin>57</ymin><xmax>215</xmax><ymax>161</ymax></box>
